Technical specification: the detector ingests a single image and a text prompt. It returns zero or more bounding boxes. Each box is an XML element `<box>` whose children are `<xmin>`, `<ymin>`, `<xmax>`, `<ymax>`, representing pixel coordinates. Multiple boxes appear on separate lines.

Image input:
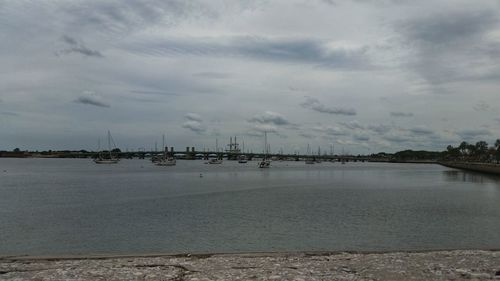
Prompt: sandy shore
<box><xmin>1</xmin><ymin>250</ymin><xmax>500</xmax><ymax>280</ymax></box>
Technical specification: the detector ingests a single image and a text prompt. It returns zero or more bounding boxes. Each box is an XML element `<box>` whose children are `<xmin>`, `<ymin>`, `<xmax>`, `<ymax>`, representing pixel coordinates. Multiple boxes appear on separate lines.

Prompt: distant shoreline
<box><xmin>2</xmin><ymin>247</ymin><xmax>500</xmax><ymax>261</ymax></box>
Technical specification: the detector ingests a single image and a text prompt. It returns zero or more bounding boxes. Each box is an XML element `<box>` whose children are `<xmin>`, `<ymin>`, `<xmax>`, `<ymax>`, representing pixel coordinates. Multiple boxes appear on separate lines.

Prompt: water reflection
<box><xmin>443</xmin><ymin>170</ymin><xmax>500</xmax><ymax>184</ymax></box>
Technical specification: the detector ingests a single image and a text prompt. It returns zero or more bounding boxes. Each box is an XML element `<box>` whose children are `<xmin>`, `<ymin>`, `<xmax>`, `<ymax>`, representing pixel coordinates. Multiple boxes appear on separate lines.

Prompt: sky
<box><xmin>1</xmin><ymin>0</ymin><xmax>500</xmax><ymax>154</ymax></box>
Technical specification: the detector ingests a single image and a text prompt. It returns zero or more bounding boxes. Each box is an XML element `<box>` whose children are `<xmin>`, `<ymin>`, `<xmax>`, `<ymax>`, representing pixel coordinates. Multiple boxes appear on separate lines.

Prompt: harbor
<box><xmin>2</xmin><ymin>159</ymin><xmax>500</xmax><ymax>257</ymax></box>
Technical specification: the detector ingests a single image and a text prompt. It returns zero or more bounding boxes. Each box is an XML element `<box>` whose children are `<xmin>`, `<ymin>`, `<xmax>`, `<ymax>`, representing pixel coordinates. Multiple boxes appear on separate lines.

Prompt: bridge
<box><xmin>115</xmin><ymin>147</ymin><xmax>371</xmax><ymax>162</ymax></box>
<box><xmin>23</xmin><ymin>147</ymin><xmax>372</xmax><ymax>162</ymax></box>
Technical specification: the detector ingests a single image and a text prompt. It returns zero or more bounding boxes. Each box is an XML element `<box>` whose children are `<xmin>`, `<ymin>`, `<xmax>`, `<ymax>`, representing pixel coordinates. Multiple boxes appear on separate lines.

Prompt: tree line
<box><xmin>443</xmin><ymin>139</ymin><xmax>500</xmax><ymax>163</ymax></box>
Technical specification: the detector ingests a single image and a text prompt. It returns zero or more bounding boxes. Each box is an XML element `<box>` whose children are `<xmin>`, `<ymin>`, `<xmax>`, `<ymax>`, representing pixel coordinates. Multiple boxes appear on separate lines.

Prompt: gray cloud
<box><xmin>130</xmin><ymin>90</ymin><xmax>178</xmax><ymax>96</ymax></box>
<box><xmin>383</xmin><ymin>134</ymin><xmax>411</xmax><ymax>143</ymax></box>
<box><xmin>3</xmin><ymin>1</ymin><xmax>500</xmax><ymax>153</ymax></box>
<box><xmin>248</xmin><ymin>124</ymin><xmax>279</xmax><ymax>136</ymax></box>
<box><xmin>56</xmin><ymin>1</ymin><xmax>216</xmax><ymax>38</ymax></box>
<box><xmin>185</xmin><ymin>112</ymin><xmax>203</xmax><ymax>122</ymax></box>
<box><xmin>299</xmin><ymin>132</ymin><xmax>316</xmax><ymax>139</ymax></box>
<box><xmin>395</xmin><ymin>8</ymin><xmax>500</xmax><ymax>85</ymax></box>
<box><xmin>62</xmin><ymin>35</ymin><xmax>78</xmax><ymax>45</ymax></box>
<box><xmin>301</xmin><ymin>97</ymin><xmax>356</xmax><ymax>116</ymax></box>
<box><xmin>192</xmin><ymin>72</ymin><xmax>231</xmax><ymax>79</ymax></box>
<box><xmin>0</xmin><ymin>111</ymin><xmax>19</xmax><ymax>116</ymax></box>
<box><xmin>456</xmin><ymin>129</ymin><xmax>492</xmax><ymax>139</ymax></box>
<box><xmin>320</xmin><ymin>0</ymin><xmax>337</xmax><ymax>5</ymax></box>
<box><xmin>408</xmin><ymin>126</ymin><xmax>434</xmax><ymax>135</ymax></box>
<box><xmin>57</xmin><ymin>35</ymin><xmax>103</xmax><ymax>58</ymax></box>
<box><xmin>353</xmin><ymin>134</ymin><xmax>370</xmax><ymax>141</ymax></box>
<box><xmin>249</xmin><ymin>111</ymin><xmax>289</xmax><ymax>126</ymax></box>
<box><xmin>340</xmin><ymin>120</ymin><xmax>364</xmax><ymax>130</ymax></box>
<box><xmin>123</xmin><ymin>36</ymin><xmax>370</xmax><ymax>69</ymax></box>
<box><xmin>312</xmin><ymin>125</ymin><xmax>347</xmax><ymax>136</ymax></box>
<box><xmin>368</xmin><ymin>124</ymin><xmax>392</xmax><ymax>134</ymax></box>
<box><xmin>473</xmin><ymin>101</ymin><xmax>492</xmax><ymax>112</ymax></box>
<box><xmin>74</xmin><ymin>92</ymin><xmax>110</xmax><ymax>108</ymax></box>
<box><xmin>398</xmin><ymin>10</ymin><xmax>498</xmax><ymax>46</ymax></box>
<box><xmin>390</xmin><ymin>112</ymin><xmax>414</xmax><ymax>117</ymax></box>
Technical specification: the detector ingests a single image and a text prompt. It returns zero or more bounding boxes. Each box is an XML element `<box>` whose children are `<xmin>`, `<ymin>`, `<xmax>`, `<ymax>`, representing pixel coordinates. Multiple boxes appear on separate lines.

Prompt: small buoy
<box><xmin>199</xmin><ymin>173</ymin><xmax>203</xmax><ymax>177</ymax></box>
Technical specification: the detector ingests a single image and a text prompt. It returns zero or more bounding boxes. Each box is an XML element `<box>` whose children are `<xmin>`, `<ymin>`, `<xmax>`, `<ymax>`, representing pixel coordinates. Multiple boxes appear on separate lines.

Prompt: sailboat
<box><xmin>155</xmin><ymin>134</ymin><xmax>176</xmax><ymax>166</ymax></box>
<box><xmin>259</xmin><ymin>131</ymin><xmax>271</xmax><ymax>168</ymax></box>
<box><xmin>315</xmin><ymin>146</ymin><xmax>322</xmax><ymax>163</ymax></box>
<box><xmin>208</xmin><ymin>138</ymin><xmax>223</xmax><ymax>164</ymax></box>
<box><xmin>305</xmin><ymin>144</ymin><xmax>315</xmax><ymax>164</ymax></box>
<box><xmin>238</xmin><ymin>141</ymin><xmax>248</xmax><ymax>163</ymax></box>
<box><xmin>94</xmin><ymin>130</ymin><xmax>120</xmax><ymax>164</ymax></box>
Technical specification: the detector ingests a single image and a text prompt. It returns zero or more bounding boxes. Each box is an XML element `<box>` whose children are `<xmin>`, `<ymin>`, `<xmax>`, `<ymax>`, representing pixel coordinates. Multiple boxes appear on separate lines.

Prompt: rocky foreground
<box><xmin>1</xmin><ymin>250</ymin><xmax>500</xmax><ymax>280</ymax></box>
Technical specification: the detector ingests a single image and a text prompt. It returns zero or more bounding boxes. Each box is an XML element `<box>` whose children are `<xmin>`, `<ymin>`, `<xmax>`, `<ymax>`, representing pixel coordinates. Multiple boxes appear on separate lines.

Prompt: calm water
<box><xmin>1</xmin><ymin>158</ymin><xmax>500</xmax><ymax>256</ymax></box>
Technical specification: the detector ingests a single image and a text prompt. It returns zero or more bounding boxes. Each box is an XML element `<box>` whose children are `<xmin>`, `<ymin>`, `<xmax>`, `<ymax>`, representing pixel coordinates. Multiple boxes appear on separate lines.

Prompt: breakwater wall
<box><xmin>439</xmin><ymin>162</ymin><xmax>500</xmax><ymax>175</ymax></box>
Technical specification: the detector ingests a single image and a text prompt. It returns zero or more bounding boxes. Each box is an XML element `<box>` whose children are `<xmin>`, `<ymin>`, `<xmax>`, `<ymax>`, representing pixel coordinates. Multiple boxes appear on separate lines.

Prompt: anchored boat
<box><xmin>94</xmin><ymin>130</ymin><xmax>120</xmax><ymax>164</ymax></box>
<box><xmin>155</xmin><ymin>134</ymin><xmax>176</xmax><ymax>166</ymax></box>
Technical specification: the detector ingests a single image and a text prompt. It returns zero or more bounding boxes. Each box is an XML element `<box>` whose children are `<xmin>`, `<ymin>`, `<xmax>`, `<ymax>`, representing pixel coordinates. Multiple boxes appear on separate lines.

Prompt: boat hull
<box><xmin>94</xmin><ymin>159</ymin><xmax>119</xmax><ymax>164</ymax></box>
<box><xmin>155</xmin><ymin>160</ymin><xmax>176</xmax><ymax>166</ymax></box>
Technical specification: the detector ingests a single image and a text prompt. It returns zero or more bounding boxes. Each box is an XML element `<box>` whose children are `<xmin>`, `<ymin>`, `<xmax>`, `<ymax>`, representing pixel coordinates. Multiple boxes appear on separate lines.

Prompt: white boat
<box><xmin>155</xmin><ymin>157</ymin><xmax>176</xmax><ymax>166</ymax></box>
<box><xmin>207</xmin><ymin>138</ymin><xmax>223</xmax><ymax>164</ymax></box>
<box><xmin>94</xmin><ymin>158</ymin><xmax>119</xmax><ymax>164</ymax></box>
<box><xmin>94</xmin><ymin>130</ymin><xmax>120</xmax><ymax>164</ymax></box>
<box><xmin>208</xmin><ymin>158</ymin><xmax>223</xmax><ymax>164</ymax></box>
<box><xmin>238</xmin><ymin>155</ymin><xmax>248</xmax><ymax>163</ymax></box>
<box><xmin>155</xmin><ymin>134</ymin><xmax>176</xmax><ymax>166</ymax></box>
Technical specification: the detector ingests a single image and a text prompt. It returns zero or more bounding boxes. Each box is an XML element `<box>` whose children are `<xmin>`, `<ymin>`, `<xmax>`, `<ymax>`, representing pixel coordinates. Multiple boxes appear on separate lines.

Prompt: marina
<box><xmin>1</xmin><ymin>159</ymin><xmax>500</xmax><ymax>256</ymax></box>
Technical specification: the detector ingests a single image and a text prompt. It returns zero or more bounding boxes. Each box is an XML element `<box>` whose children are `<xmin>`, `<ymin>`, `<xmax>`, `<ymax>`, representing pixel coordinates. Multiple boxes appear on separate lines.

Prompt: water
<box><xmin>1</xmin><ymin>158</ymin><xmax>500</xmax><ymax>256</ymax></box>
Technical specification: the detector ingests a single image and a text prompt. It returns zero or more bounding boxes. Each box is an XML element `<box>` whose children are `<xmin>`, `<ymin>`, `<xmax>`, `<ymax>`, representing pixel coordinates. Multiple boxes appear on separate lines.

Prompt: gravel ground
<box><xmin>1</xmin><ymin>250</ymin><xmax>500</xmax><ymax>280</ymax></box>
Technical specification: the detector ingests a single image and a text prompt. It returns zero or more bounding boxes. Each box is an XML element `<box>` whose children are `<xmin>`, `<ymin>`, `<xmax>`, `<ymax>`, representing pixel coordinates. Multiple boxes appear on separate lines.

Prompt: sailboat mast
<box><xmin>264</xmin><ymin>131</ymin><xmax>267</xmax><ymax>155</ymax></box>
<box><xmin>162</xmin><ymin>134</ymin><xmax>166</xmax><ymax>159</ymax></box>
<box><xmin>107</xmin><ymin>130</ymin><xmax>112</xmax><ymax>158</ymax></box>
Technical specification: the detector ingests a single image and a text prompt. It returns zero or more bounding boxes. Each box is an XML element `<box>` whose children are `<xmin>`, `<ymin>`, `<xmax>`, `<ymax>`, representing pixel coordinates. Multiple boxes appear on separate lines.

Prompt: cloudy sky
<box><xmin>1</xmin><ymin>0</ymin><xmax>500</xmax><ymax>154</ymax></box>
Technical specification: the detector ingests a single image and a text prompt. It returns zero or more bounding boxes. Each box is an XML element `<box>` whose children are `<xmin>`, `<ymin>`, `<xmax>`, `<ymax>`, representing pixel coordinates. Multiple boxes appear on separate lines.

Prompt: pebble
<box><xmin>0</xmin><ymin>250</ymin><xmax>499</xmax><ymax>281</ymax></box>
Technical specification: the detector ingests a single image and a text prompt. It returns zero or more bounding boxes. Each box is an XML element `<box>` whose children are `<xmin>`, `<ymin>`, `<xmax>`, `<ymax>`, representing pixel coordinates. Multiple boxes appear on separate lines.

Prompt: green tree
<box><xmin>445</xmin><ymin>145</ymin><xmax>460</xmax><ymax>160</ymax></box>
<box><xmin>495</xmin><ymin>139</ymin><xmax>500</xmax><ymax>163</ymax></box>
<box><xmin>475</xmin><ymin>141</ymin><xmax>488</xmax><ymax>161</ymax></box>
<box><xmin>458</xmin><ymin>141</ymin><xmax>469</xmax><ymax>158</ymax></box>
